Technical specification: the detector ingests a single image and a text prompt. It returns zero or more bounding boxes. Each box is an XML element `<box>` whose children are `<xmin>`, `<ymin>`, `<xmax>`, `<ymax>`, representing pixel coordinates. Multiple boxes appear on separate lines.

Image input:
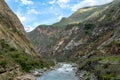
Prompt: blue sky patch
<box><xmin>5</xmin><ymin>0</ymin><xmax>113</xmax><ymax>32</ymax></box>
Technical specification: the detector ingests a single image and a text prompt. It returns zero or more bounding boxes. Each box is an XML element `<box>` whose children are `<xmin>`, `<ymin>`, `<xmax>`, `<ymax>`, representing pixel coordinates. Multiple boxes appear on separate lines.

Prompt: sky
<box><xmin>5</xmin><ymin>0</ymin><xmax>113</xmax><ymax>32</ymax></box>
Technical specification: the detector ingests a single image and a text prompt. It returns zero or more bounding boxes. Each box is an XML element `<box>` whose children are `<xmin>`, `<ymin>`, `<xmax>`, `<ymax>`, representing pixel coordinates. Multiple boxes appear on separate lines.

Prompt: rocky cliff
<box><xmin>28</xmin><ymin>0</ymin><xmax>114</xmax><ymax>56</ymax></box>
<box><xmin>51</xmin><ymin>0</ymin><xmax>120</xmax><ymax>59</ymax></box>
<box><xmin>28</xmin><ymin>4</ymin><xmax>107</xmax><ymax>56</ymax></box>
<box><xmin>0</xmin><ymin>0</ymin><xmax>44</xmax><ymax>79</ymax></box>
<box><xmin>27</xmin><ymin>25</ymin><xmax>60</xmax><ymax>58</ymax></box>
<box><xmin>0</xmin><ymin>0</ymin><xmax>39</xmax><ymax>56</ymax></box>
<box><xmin>28</xmin><ymin>0</ymin><xmax>120</xmax><ymax>79</ymax></box>
<box><xmin>52</xmin><ymin>0</ymin><xmax>120</xmax><ymax>79</ymax></box>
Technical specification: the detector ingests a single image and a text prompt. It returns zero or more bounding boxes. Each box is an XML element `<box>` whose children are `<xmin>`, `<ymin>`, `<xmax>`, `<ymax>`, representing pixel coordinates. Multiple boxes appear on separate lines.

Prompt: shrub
<box><xmin>0</xmin><ymin>59</ymin><xmax>8</xmax><ymax>68</ymax></box>
<box><xmin>9</xmin><ymin>51</ymin><xmax>44</xmax><ymax>72</ymax></box>
<box><xmin>84</xmin><ymin>23</ymin><xmax>95</xmax><ymax>30</ymax></box>
<box><xmin>0</xmin><ymin>40</ymin><xmax>45</xmax><ymax>72</ymax></box>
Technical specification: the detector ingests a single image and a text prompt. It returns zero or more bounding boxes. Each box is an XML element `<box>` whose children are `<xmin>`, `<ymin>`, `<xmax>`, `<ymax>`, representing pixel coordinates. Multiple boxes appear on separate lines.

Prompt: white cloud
<box><xmin>49</xmin><ymin>0</ymin><xmax>56</xmax><ymax>4</ymax></box>
<box><xmin>71</xmin><ymin>0</ymin><xmax>113</xmax><ymax>11</ymax></box>
<box><xmin>57</xmin><ymin>0</ymin><xmax>70</xmax><ymax>8</ymax></box>
<box><xmin>58</xmin><ymin>15</ymin><xmax>63</xmax><ymax>20</ymax></box>
<box><xmin>16</xmin><ymin>12</ymin><xmax>37</xmax><ymax>32</ymax></box>
<box><xmin>25</xmin><ymin>22</ymin><xmax>41</xmax><ymax>32</ymax></box>
<box><xmin>48</xmin><ymin>0</ymin><xmax>70</xmax><ymax>8</ymax></box>
<box><xmin>27</xmin><ymin>8</ymin><xmax>41</xmax><ymax>15</ymax></box>
<box><xmin>16</xmin><ymin>13</ymin><xmax>27</xmax><ymax>23</ymax></box>
<box><xmin>19</xmin><ymin>16</ymin><xmax>26</xmax><ymax>22</ymax></box>
<box><xmin>33</xmin><ymin>22</ymin><xmax>40</xmax><ymax>27</ymax></box>
<box><xmin>20</xmin><ymin>0</ymin><xmax>33</xmax><ymax>5</ymax></box>
<box><xmin>25</xmin><ymin>26</ymin><xmax>35</xmax><ymax>32</ymax></box>
<box><xmin>58</xmin><ymin>0</ymin><xmax>70</xmax><ymax>4</ymax></box>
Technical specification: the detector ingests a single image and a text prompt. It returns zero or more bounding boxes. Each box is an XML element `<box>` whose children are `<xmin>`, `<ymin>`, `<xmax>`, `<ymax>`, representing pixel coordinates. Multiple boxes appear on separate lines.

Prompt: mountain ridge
<box><xmin>0</xmin><ymin>0</ymin><xmax>50</xmax><ymax>79</ymax></box>
<box><xmin>28</xmin><ymin>0</ymin><xmax>120</xmax><ymax>79</ymax></box>
<box><xmin>28</xmin><ymin>0</ymin><xmax>113</xmax><ymax>55</ymax></box>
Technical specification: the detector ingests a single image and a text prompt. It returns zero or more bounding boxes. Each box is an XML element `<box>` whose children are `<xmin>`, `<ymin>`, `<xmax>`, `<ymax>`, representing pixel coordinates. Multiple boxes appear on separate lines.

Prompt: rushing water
<box><xmin>37</xmin><ymin>63</ymin><xmax>79</xmax><ymax>80</ymax></box>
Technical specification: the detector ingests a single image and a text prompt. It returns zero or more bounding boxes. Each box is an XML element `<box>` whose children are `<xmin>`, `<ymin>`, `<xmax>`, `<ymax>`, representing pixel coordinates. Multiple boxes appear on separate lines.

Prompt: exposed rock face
<box><xmin>0</xmin><ymin>0</ymin><xmax>42</xmax><ymax>79</ymax></box>
<box><xmin>28</xmin><ymin>0</ymin><xmax>116</xmax><ymax>57</ymax></box>
<box><xmin>27</xmin><ymin>1</ymin><xmax>110</xmax><ymax>56</ymax></box>
<box><xmin>27</xmin><ymin>25</ymin><xmax>60</xmax><ymax>57</ymax></box>
<box><xmin>28</xmin><ymin>0</ymin><xmax>120</xmax><ymax>79</ymax></box>
<box><xmin>0</xmin><ymin>0</ymin><xmax>39</xmax><ymax>56</ymax></box>
<box><xmin>46</xmin><ymin>0</ymin><xmax>120</xmax><ymax>60</ymax></box>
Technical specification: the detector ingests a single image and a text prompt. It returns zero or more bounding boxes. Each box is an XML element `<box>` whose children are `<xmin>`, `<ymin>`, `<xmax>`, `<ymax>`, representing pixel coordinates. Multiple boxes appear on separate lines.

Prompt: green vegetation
<box><xmin>77</xmin><ymin>40</ymin><xmax>120</xmax><ymax>79</ymax></box>
<box><xmin>9</xmin><ymin>51</ymin><xmax>44</xmax><ymax>72</ymax></box>
<box><xmin>53</xmin><ymin>5</ymin><xmax>105</xmax><ymax>27</ymax></box>
<box><xmin>12</xmin><ymin>28</ymin><xmax>17</xmax><ymax>33</ymax></box>
<box><xmin>0</xmin><ymin>39</ymin><xmax>54</xmax><ymax>72</ymax></box>
<box><xmin>84</xmin><ymin>23</ymin><xmax>95</xmax><ymax>34</ymax></box>
<box><xmin>78</xmin><ymin>54</ymin><xmax>120</xmax><ymax>80</ymax></box>
<box><xmin>84</xmin><ymin>23</ymin><xmax>95</xmax><ymax>30</ymax></box>
<box><xmin>27</xmin><ymin>0</ymin><xmax>120</xmax><ymax>80</ymax></box>
<box><xmin>0</xmin><ymin>59</ymin><xmax>8</xmax><ymax>68</ymax></box>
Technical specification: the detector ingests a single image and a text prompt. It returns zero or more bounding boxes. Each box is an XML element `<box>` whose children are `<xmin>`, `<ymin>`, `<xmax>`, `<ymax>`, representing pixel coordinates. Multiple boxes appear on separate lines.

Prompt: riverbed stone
<box><xmin>15</xmin><ymin>74</ymin><xmax>36</xmax><ymax>80</ymax></box>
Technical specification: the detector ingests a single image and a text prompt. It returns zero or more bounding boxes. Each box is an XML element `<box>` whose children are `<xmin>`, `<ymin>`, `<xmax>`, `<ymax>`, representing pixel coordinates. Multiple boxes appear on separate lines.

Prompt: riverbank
<box><xmin>14</xmin><ymin>63</ymin><xmax>79</xmax><ymax>80</ymax></box>
<box><xmin>14</xmin><ymin>65</ymin><xmax>55</xmax><ymax>80</ymax></box>
<box><xmin>37</xmin><ymin>63</ymin><xmax>79</xmax><ymax>80</ymax></box>
<box><xmin>13</xmin><ymin>66</ymin><xmax>54</xmax><ymax>80</ymax></box>
<box><xmin>76</xmin><ymin>70</ymin><xmax>97</xmax><ymax>80</ymax></box>
<box><xmin>31</xmin><ymin>65</ymin><xmax>57</xmax><ymax>77</ymax></box>
<box><xmin>31</xmin><ymin>63</ymin><xmax>77</xmax><ymax>76</ymax></box>
<box><xmin>14</xmin><ymin>74</ymin><xmax>36</xmax><ymax>80</ymax></box>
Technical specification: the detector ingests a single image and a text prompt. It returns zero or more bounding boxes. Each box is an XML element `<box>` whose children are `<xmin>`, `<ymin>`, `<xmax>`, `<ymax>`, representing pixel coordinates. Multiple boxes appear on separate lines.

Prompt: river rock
<box><xmin>15</xmin><ymin>74</ymin><xmax>36</xmax><ymax>80</ymax></box>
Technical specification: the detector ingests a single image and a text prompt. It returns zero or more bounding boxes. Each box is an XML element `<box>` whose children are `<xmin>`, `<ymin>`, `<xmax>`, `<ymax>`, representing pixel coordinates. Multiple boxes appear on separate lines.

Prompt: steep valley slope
<box><xmin>28</xmin><ymin>0</ymin><xmax>120</xmax><ymax>79</ymax></box>
<box><xmin>28</xmin><ymin>0</ymin><xmax>118</xmax><ymax>57</ymax></box>
<box><xmin>0</xmin><ymin>0</ymin><xmax>50</xmax><ymax>79</ymax></box>
<box><xmin>27</xmin><ymin>4</ymin><xmax>105</xmax><ymax>55</ymax></box>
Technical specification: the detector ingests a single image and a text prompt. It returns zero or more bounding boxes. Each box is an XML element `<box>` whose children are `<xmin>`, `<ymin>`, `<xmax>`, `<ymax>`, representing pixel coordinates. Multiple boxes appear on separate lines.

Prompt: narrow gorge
<box><xmin>0</xmin><ymin>0</ymin><xmax>120</xmax><ymax>80</ymax></box>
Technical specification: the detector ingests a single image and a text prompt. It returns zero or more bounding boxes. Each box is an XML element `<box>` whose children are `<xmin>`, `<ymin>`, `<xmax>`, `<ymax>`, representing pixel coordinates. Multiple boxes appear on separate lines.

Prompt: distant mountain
<box><xmin>0</xmin><ymin>0</ymin><xmax>47</xmax><ymax>79</ymax></box>
<box><xmin>53</xmin><ymin>4</ymin><xmax>108</xmax><ymax>27</ymax></box>
<box><xmin>52</xmin><ymin>0</ymin><xmax>119</xmax><ymax>59</ymax></box>
<box><xmin>27</xmin><ymin>25</ymin><xmax>59</xmax><ymax>57</ymax></box>
<box><xmin>28</xmin><ymin>0</ymin><xmax>120</xmax><ymax>79</ymax></box>
<box><xmin>28</xmin><ymin>0</ymin><xmax>112</xmax><ymax>55</ymax></box>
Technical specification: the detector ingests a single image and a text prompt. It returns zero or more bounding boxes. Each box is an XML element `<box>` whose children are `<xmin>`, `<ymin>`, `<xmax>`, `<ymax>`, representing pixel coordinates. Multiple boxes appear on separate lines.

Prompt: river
<box><xmin>37</xmin><ymin>63</ymin><xmax>79</xmax><ymax>80</ymax></box>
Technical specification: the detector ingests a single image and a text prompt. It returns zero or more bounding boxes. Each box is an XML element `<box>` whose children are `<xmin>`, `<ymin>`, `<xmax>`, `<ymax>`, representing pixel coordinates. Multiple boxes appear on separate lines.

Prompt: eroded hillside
<box><xmin>0</xmin><ymin>0</ymin><xmax>47</xmax><ymax>79</ymax></box>
<box><xmin>28</xmin><ymin>0</ymin><xmax>120</xmax><ymax>79</ymax></box>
